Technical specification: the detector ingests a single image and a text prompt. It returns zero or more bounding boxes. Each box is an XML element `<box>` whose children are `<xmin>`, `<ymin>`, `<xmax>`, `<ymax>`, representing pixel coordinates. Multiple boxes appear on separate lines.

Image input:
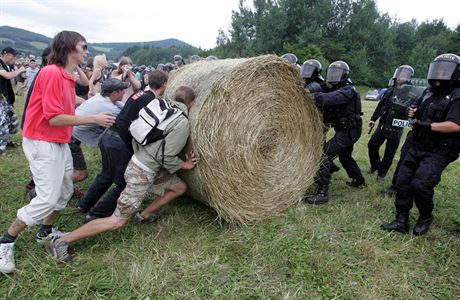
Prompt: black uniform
<box><xmin>368</xmin><ymin>87</ymin><xmax>406</xmax><ymax>178</ymax></box>
<box><xmin>314</xmin><ymin>84</ymin><xmax>364</xmax><ymax>187</ymax></box>
<box><xmin>394</xmin><ymin>88</ymin><xmax>460</xmax><ymax>218</ymax></box>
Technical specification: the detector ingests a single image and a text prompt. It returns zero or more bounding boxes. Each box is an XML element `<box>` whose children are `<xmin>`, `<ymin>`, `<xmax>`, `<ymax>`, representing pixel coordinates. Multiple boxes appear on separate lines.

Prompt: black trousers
<box><xmin>316</xmin><ymin>128</ymin><xmax>363</xmax><ymax>186</ymax></box>
<box><xmin>394</xmin><ymin>146</ymin><xmax>456</xmax><ymax>217</ymax></box>
<box><xmin>76</xmin><ymin>130</ymin><xmax>132</xmax><ymax>217</ymax></box>
<box><xmin>368</xmin><ymin>125</ymin><xmax>402</xmax><ymax>178</ymax></box>
<box><xmin>390</xmin><ymin>132</ymin><xmax>413</xmax><ymax>187</ymax></box>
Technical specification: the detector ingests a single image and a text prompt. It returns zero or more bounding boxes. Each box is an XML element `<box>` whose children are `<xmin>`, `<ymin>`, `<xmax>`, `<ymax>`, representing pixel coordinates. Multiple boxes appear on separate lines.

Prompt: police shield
<box><xmin>383</xmin><ymin>85</ymin><xmax>424</xmax><ymax>138</ymax></box>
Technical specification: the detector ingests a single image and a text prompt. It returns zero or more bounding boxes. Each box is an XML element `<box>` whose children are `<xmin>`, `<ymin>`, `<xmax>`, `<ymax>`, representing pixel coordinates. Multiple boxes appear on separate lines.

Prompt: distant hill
<box><xmin>0</xmin><ymin>26</ymin><xmax>196</xmax><ymax>60</ymax></box>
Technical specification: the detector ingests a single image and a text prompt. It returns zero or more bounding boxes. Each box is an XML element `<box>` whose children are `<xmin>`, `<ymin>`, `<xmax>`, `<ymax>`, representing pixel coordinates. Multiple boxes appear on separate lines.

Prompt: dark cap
<box><xmin>101</xmin><ymin>78</ymin><xmax>129</xmax><ymax>93</ymax></box>
<box><xmin>1</xmin><ymin>47</ymin><xmax>17</xmax><ymax>56</ymax></box>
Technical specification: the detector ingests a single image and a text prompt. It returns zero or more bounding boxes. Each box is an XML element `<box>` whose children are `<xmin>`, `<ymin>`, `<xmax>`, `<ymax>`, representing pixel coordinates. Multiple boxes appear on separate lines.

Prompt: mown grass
<box><xmin>0</xmin><ymin>88</ymin><xmax>459</xmax><ymax>299</ymax></box>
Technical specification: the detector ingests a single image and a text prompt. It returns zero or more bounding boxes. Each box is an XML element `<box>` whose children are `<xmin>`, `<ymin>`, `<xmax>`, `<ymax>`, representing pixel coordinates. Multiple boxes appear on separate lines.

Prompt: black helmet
<box><xmin>190</xmin><ymin>55</ymin><xmax>201</xmax><ymax>63</ymax></box>
<box><xmin>427</xmin><ymin>53</ymin><xmax>460</xmax><ymax>85</ymax></box>
<box><xmin>301</xmin><ymin>59</ymin><xmax>323</xmax><ymax>81</ymax></box>
<box><xmin>281</xmin><ymin>53</ymin><xmax>298</xmax><ymax>65</ymax></box>
<box><xmin>392</xmin><ymin>65</ymin><xmax>414</xmax><ymax>84</ymax></box>
<box><xmin>326</xmin><ymin>60</ymin><xmax>350</xmax><ymax>84</ymax></box>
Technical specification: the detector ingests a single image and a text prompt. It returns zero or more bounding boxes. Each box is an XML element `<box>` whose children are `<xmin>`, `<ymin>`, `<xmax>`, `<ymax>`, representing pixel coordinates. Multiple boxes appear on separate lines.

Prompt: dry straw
<box><xmin>164</xmin><ymin>55</ymin><xmax>323</xmax><ymax>224</ymax></box>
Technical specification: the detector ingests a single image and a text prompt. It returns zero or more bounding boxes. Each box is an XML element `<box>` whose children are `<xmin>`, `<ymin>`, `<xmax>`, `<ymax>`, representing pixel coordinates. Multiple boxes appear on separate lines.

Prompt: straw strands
<box><xmin>164</xmin><ymin>55</ymin><xmax>323</xmax><ymax>224</ymax></box>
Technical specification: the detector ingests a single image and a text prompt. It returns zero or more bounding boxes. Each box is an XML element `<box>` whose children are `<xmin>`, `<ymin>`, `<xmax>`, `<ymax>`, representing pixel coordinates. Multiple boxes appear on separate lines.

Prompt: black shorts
<box><xmin>69</xmin><ymin>137</ymin><xmax>87</xmax><ymax>171</ymax></box>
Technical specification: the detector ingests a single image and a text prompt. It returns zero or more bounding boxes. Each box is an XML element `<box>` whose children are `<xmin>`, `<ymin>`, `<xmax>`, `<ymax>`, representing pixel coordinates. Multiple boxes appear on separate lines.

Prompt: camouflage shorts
<box><xmin>0</xmin><ymin>99</ymin><xmax>19</xmax><ymax>149</ymax></box>
<box><xmin>149</xmin><ymin>169</ymin><xmax>181</xmax><ymax>197</ymax></box>
<box><xmin>114</xmin><ymin>160</ymin><xmax>181</xmax><ymax>219</ymax></box>
<box><xmin>114</xmin><ymin>160</ymin><xmax>156</xmax><ymax>219</ymax></box>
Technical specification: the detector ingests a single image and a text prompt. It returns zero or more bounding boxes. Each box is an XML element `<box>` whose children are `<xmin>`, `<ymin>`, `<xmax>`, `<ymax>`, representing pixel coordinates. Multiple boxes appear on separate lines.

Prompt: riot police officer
<box><xmin>281</xmin><ymin>53</ymin><xmax>301</xmax><ymax>71</ymax></box>
<box><xmin>381</xmin><ymin>53</ymin><xmax>460</xmax><ymax>236</ymax></box>
<box><xmin>305</xmin><ymin>61</ymin><xmax>365</xmax><ymax>204</ymax></box>
<box><xmin>301</xmin><ymin>59</ymin><xmax>326</xmax><ymax>94</ymax></box>
<box><xmin>368</xmin><ymin>65</ymin><xmax>416</xmax><ymax>182</ymax></box>
<box><xmin>302</xmin><ymin>59</ymin><xmax>341</xmax><ymax>174</ymax></box>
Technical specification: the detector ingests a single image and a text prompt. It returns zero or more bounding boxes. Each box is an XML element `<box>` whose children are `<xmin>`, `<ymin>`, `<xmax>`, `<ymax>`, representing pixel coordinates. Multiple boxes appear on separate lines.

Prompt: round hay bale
<box><xmin>164</xmin><ymin>55</ymin><xmax>323</xmax><ymax>224</ymax></box>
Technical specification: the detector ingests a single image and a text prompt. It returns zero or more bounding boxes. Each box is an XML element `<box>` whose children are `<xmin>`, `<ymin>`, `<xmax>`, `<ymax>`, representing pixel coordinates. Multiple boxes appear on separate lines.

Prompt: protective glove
<box><xmin>409</xmin><ymin>119</ymin><xmax>431</xmax><ymax>130</ymax></box>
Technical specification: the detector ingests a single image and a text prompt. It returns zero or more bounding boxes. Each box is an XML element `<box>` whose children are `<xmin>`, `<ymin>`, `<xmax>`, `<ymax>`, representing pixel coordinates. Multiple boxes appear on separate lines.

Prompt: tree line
<box><xmin>123</xmin><ymin>0</ymin><xmax>459</xmax><ymax>87</ymax></box>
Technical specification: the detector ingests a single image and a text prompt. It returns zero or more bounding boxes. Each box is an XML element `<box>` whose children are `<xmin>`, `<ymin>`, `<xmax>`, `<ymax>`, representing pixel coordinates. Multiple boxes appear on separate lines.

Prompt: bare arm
<box><xmin>431</xmin><ymin>121</ymin><xmax>460</xmax><ymax>133</ymax></box>
<box><xmin>49</xmin><ymin>112</ymin><xmax>115</xmax><ymax>128</ymax></box>
<box><xmin>0</xmin><ymin>66</ymin><xmax>26</xmax><ymax>80</ymax></box>
<box><xmin>89</xmin><ymin>68</ymin><xmax>102</xmax><ymax>96</ymax></box>
<box><xmin>75</xmin><ymin>66</ymin><xmax>89</xmax><ymax>86</ymax></box>
<box><xmin>127</xmin><ymin>71</ymin><xmax>141</xmax><ymax>90</ymax></box>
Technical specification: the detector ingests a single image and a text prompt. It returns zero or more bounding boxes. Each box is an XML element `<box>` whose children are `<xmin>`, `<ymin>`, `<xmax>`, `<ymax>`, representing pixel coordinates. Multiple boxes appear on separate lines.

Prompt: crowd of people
<box><xmin>0</xmin><ymin>31</ymin><xmax>458</xmax><ymax>274</ymax></box>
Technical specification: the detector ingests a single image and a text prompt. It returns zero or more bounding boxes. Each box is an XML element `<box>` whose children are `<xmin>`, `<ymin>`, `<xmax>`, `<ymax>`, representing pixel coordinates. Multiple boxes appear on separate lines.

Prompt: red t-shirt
<box><xmin>23</xmin><ymin>65</ymin><xmax>76</xmax><ymax>143</ymax></box>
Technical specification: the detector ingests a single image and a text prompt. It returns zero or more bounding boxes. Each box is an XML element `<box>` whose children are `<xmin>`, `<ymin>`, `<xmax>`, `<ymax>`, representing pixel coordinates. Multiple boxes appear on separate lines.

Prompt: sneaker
<box><xmin>46</xmin><ymin>238</ymin><xmax>72</xmax><ymax>262</ymax></box>
<box><xmin>134</xmin><ymin>212</ymin><xmax>161</xmax><ymax>224</ymax></box>
<box><xmin>6</xmin><ymin>141</ymin><xmax>17</xmax><ymax>148</ymax></box>
<box><xmin>367</xmin><ymin>168</ymin><xmax>377</xmax><ymax>174</ymax></box>
<box><xmin>0</xmin><ymin>242</ymin><xmax>15</xmax><ymax>274</ymax></box>
<box><xmin>36</xmin><ymin>228</ymin><xmax>67</xmax><ymax>245</ymax></box>
<box><xmin>83</xmin><ymin>214</ymin><xmax>99</xmax><ymax>223</ymax></box>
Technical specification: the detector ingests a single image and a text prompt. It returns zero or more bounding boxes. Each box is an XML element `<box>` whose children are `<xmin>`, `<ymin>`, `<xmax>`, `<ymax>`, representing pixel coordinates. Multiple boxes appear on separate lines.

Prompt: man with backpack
<box><xmin>47</xmin><ymin>73</ymin><xmax>198</xmax><ymax>262</ymax></box>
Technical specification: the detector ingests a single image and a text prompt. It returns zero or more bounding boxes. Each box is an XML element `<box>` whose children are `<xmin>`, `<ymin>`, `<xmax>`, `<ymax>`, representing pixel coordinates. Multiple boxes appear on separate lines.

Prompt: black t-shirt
<box><xmin>112</xmin><ymin>89</ymin><xmax>156</xmax><ymax>153</ymax></box>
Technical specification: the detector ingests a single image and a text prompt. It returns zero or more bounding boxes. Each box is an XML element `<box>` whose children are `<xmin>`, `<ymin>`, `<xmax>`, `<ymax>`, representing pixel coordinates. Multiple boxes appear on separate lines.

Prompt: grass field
<box><xmin>28</xmin><ymin>41</ymin><xmax>48</xmax><ymax>50</ymax></box>
<box><xmin>0</xmin><ymin>88</ymin><xmax>459</xmax><ymax>299</ymax></box>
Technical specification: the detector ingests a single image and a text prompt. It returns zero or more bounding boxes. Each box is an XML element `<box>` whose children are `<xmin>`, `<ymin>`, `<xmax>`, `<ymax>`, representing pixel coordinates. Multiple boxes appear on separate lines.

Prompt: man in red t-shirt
<box><xmin>0</xmin><ymin>31</ymin><xmax>116</xmax><ymax>274</ymax></box>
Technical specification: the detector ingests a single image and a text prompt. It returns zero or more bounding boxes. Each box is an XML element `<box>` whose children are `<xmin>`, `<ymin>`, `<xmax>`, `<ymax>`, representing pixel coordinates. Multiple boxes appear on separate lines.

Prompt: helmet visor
<box><xmin>327</xmin><ymin>67</ymin><xmax>344</xmax><ymax>83</ymax></box>
<box><xmin>301</xmin><ymin>64</ymin><xmax>316</xmax><ymax>79</ymax></box>
<box><xmin>427</xmin><ymin>61</ymin><xmax>457</xmax><ymax>81</ymax></box>
<box><xmin>393</xmin><ymin>68</ymin><xmax>413</xmax><ymax>82</ymax></box>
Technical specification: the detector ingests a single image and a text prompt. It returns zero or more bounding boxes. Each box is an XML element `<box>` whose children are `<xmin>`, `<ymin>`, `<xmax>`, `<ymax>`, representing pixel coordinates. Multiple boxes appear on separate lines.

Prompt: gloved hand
<box><xmin>306</xmin><ymin>82</ymin><xmax>322</xmax><ymax>94</ymax></box>
<box><xmin>409</xmin><ymin>119</ymin><xmax>431</xmax><ymax>130</ymax></box>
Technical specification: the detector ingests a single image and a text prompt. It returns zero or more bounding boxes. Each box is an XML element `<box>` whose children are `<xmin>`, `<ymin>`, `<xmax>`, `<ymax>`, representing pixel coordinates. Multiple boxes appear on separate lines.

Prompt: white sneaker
<box><xmin>36</xmin><ymin>228</ymin><xmax>68</xmax><ymax>245</ymax></box>
<box><xmin>0</xmin><ymin>242</ymin><xmax>15</xmax><ymax>274</ymax></box>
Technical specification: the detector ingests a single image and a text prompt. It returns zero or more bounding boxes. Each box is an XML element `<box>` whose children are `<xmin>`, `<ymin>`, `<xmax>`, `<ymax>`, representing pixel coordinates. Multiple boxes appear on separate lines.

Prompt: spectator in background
<box><xmin>89</xmin><ymin>54</ymin><xmax>108</xmax><ymax>97</ymax></box>
<box><xmin>0</xmin><ymin>47</ymin><xmax>25</xmax><ymax>155</ymax></box>
<box><xmin>111</xmin><ymin>56</ymin><xmax>141</xmax><ymax>102</ymax></box>
<box><xmin>25</xmin><ymin>59</ymin><xmax>39</xmax><ymax>90</ymax></box>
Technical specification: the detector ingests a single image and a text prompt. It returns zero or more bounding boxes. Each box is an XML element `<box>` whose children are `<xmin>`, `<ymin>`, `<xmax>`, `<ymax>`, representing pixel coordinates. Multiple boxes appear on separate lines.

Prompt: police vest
<box><xmin>323</xmin><ymin>85</ymin><xmax>362</xmax><ymax>131</ymax></box>
<box><xmin>414</xmin><ymin>88</ymin><xmax>460</xmax><ymax>152</ymax></box>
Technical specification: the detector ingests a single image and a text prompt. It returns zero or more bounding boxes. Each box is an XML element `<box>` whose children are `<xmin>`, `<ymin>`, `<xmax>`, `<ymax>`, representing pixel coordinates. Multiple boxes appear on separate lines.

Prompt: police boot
<box><xmin>381</xmin><ymin>185</ymin><xmax>396</xmax><ymax>197</ymax></box>
<box><xmin>304</xmin><ymin>185</ymin><xmax>329</xmax><ymax>205</ymax></box>
<box><xmin>380</xmin><ymin>212</ymin><xmax>409</xmax><ymax>233</ymax></box>
<box><xmin>330</xmin><ymin>163</ymin><xmax>340</xmax><ymax>174</ymax></box>
<box><xmin>413</xmin><ymin>216</ymin><xmax>433</xmax><ymax>236</ymax></box>
<box><xmin>346</xmin><ymin>177</ymin><xmax>366</xmax><ymax>188</ymax></box>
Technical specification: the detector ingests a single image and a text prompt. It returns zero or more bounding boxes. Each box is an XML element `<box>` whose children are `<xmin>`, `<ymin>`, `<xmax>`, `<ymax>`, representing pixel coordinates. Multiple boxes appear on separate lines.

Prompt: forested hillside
<box><xmin>0</xmin><ymin>26</ymin><xmax>196</xmax><ymax>61</ymax></box>
<box><xmin>200</xmin><ymin>0</ymin><xmax>460</xmax><ymax>87</ymax></box>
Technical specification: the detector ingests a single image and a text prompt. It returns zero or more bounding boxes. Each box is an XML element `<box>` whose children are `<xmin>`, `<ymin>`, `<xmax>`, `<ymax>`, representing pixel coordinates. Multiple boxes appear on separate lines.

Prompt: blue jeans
<box><xmin>76</xmin><ymin>130</ymin><xmax>132</xmax><ymax>217</ymax></box>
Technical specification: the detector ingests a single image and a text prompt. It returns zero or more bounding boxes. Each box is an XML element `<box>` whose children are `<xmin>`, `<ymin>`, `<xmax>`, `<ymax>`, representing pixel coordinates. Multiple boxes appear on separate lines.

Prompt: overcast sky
<box><xmin>0</xmin><ymin>0</ymin><xmax>458</xmax><ymax>49</ymax></box>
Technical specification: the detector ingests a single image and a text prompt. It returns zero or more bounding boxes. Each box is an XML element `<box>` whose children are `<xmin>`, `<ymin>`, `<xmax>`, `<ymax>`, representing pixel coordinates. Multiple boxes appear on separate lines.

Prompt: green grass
<box><xmin>1</xmin><ymin>89</ymin><xmax>459</xmax><ymax>299</ymax></box>
<box><xmin>28</xmin><ymin>41</ymin><xmax>48</xmax><ymax>50</ymax></box>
